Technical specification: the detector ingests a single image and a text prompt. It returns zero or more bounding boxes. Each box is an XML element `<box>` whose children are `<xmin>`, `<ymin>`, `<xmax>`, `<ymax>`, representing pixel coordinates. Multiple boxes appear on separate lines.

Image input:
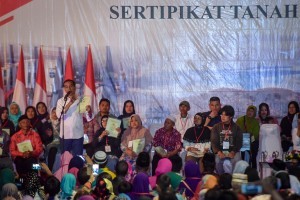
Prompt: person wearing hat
<box><xmin>152</xmin><ymin>116</ymin><xmax>182</xmax><ymax>175</ymax></box>
<box><xmin>93</xmin><ymin>151</ymin><xmax>116</xmax><ymax>179</ymax></box>
<box><xmin>236</xmin><ymin>105</ymin><xmax>260</xmax><ymax>169</ymax></box>
<box><xmin>203</xmin><ymin>97</ymin><xmax>222</xmax><ymax>130</ymax></box>
<box><xmin>9</xmin><ymin>114</ymin><xmax>43</xmax><ymax>175</ymax></box>
<box><xmin>211</xmin><ymin>105</ymin><xmax>243</xmax><ymax>174</ymax></box>
<box><xmin>183</xmin><ymin>113</ymin><xmax>211</xmax><ymax>173</ymax></box>
<box><xmin>174</xmin><ymin>101</ymin><xmax>194</xmax><ymax>140</ymax></box>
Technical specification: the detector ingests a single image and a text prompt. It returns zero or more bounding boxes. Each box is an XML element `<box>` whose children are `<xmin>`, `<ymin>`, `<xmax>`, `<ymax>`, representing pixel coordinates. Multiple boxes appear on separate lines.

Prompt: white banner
<box><xmin>0</xmin><ymin>0</ymin><xmax>299</xmax><ymax>127</ymax></box>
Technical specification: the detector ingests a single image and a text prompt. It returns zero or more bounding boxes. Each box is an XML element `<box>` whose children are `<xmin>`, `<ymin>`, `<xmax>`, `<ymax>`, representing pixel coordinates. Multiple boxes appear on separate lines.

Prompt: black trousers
<box><xmin>14</xmin><ymin>156</ymin><xmax>37</xmax><ymax>176</ymax></box>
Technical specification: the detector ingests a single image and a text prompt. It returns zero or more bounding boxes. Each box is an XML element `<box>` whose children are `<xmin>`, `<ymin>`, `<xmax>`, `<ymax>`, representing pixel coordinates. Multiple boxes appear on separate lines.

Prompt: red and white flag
<box><xmin>83</xmin><ymin>45</ymin><xmax>97</xmax><ymax>114</ymax></box>
<box><xmin>12</xmin><ymin>47</ymin><xmax>27</xmax><ymax>113</ymax></box>
<box><xmin>33</xmin><ymin>47</ymin><xmax>47</xmax><ymax>107</ymax></box>
<box><xmin>64</xmin><ymin>47</ymin><xmax>74</xmax><ymax>81</ymax></box>
<box><xmin>0</xmin><ymin>63</ymin><xmax>5</xmax><ymax>106</ymax></box>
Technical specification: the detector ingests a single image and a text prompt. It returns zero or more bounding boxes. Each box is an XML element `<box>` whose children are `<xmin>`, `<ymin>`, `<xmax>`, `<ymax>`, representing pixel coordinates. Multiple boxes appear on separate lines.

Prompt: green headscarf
<box><xmin>8</xmin><ymin>102</ymin><xmax>22</xmax><ymax>128</ymax></box>
<box><xmin>0</xmin><ymin>168</ymin><xmax>15</xmax><ymax>192</ymax></box>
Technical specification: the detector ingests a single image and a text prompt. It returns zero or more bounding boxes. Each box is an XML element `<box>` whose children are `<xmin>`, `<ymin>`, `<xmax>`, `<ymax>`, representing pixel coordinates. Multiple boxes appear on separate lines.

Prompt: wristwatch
<box><xmin>207</xmin><ymin>116</ymin><xmax>212</xmax><ymax>120</ymax></box>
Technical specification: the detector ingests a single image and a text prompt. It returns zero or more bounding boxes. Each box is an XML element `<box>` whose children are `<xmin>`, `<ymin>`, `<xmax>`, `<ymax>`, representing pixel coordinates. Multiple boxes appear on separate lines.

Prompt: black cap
<box><xmin>18</xmin><ymin>114</ymin><xmax>29</xmax><ymax>123</ymax></box>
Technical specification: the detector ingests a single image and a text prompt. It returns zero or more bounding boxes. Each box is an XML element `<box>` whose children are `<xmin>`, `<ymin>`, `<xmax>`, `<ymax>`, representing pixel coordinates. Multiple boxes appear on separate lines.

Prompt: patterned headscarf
<box><xmin>22</xmin><ymin>171</ymin><xmax>41</xmax><ymax>198</ymax></box>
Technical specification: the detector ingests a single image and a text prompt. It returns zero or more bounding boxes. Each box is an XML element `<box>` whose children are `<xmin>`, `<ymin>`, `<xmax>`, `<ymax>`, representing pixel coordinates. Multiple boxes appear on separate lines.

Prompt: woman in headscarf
<box><xmin>24</xmin><ymin>106</ymin><xmax>53</xmax><ymax>146</ymax></box>
<box><xmin>0</xmin><ymin>106</ymin><xmax>16</xmax><ymax>136</ymax></box>
<box><xmin>91</xmin><ymin>176</ymin><xmax>110</xmax><ymax>200</ymax></box>
<box><xmin>183</xmin><ymin>113</ymin><xmax>211</xmax><ymax>173</ymax></box>
<box><xmin>1</xmin><ymin>183</ymin><xmax>21</xmax><ymax>200</ymax></box>
<box><xmin>232</xmin><ymin>160</ymin><xmax>249</xmax><ymax>174</ymax></box>
<box><xmin>130</xmin><ymin>172</ymin><xmax>153</xmax><ymax>200</ymax></box>
<box><xmin>36</xmin><ymin>102</ymin><xmax>49</xmax><ymax>123</ymax></box>
<box><xmin>58</xmin><ymin>173</ymin><xmax>76</xmax><ymax>200</ymax></box>
<box><xmin>45</xmin><ymin>107</ymin><xmax>60</xmax><ymax>172</ymax></box>
<box><xmin>92</xmin><ymin>115</ymin><xmax>122</xmax><ymax>171</ymax></box>
<box><xmin>118</xmin><ymin>100</ymin><xmax>136</xmax><ymax>134</ymax></box>
<box><xmin>83</xmin><ymin>105</ymin><xmax>100</xmax><ymax>157</ymax></box>
<box><xmin>257</xmin><ymin>103</ymin><xmax>278</xmax><ymax>125</ymax></box>
<box><xmin>8</xmin><ymin>102</ymin><xmax>22</xmax><ymax>131</ymax></box>
<box><xmin>49</xmin><ymin>107</ymin><xmax>60</xmax><ymax>139</ymax></box>
<box><xmin>36</xmin><ymin>102</ymin><xmax>55</xmax><ymax>147</ymax></box>
<box><xmin>178</xmin><ymin>160</ymin><xmax>202</xmax><ymax>198</ymax></box>
<box><xmin>0</xmin><ymin>114</ymin><xmax>14</xmax><ymax>170</ymax></box>
<box><xmin>194</xmin><ymin>174</ymin><xmax>218</xmax><ymax>200</ymax></box>
<box><xmin>120</xmin><ymin>114</ymin><xmax>153</xmax><ymax>171</ymax></box>
<box><xmin>280</xmin><ymin>101</ymin><xmax>300</xmax><ymax>152</ymax></box>
<box><xmin>0</xmin><ymin>168</ymin><xmax>15</xmax><ymax>193</ymax></box>
<box><xmin>149</xmin><ymin>158</ymin><xmax>172</xmax><ymax>189</ymax></box>
<box><xmin>54</xmin><ymin>151</ymin><xmax>73</xmax><ymax>181</ymax></box>
<box><xmin>236</xmin><ymin>105</ymin><xmax>260</xmax><ymax>169</ymax></box>
<box><xmin>22</xmin><ymin>171</ymin><xmax>44</xmax><ymax>199</ymax></box>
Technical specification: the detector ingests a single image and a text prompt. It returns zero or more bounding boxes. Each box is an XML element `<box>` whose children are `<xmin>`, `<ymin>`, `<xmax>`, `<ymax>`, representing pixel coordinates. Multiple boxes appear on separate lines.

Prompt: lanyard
<box><xmin>194</xmin><ymin>127</ymin><xmax>205</xmax><ymax>143</ymax></box>
<box><xmin>222</xmin><ymin>122</ymin><xmax>231</xmax><ymax>139</ymax></box>
<box><xmin>180</xmin><ymin>115</ymin><xmax>188</xmax><ymax>130</ymax></box>
<box><xmin>105</xmin><ymin>136</ymin><xmax>109</xmax><ymax>146</ymax></box>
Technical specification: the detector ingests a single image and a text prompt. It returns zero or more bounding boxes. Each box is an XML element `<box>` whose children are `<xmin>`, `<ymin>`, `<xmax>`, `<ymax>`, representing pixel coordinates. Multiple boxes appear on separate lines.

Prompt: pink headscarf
<box><xmin>54</xmin><ymin>151</ymin><xmax>73</xmax><ymax>181</ymax></box>
<box><xmin>149</xmin><ymin>158</ymin><xmax>172</xmax><ymax>189</ymax></box>
<box><xmin>68</xmin><ymin>167</ymin><xmax>80</xmax><ymax>186</ymax></box>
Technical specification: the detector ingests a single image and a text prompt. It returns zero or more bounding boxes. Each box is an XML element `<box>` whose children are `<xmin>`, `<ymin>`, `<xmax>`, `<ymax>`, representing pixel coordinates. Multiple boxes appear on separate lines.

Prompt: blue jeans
<box><xmin>215</xmin><ymin>152</ymin><xmax>241</xmax><ymax>174</ymax></box>
<box><xmin>60</xmin><ymin>137</ymin><xmax>83</xmax><ymax>156</ymax></box>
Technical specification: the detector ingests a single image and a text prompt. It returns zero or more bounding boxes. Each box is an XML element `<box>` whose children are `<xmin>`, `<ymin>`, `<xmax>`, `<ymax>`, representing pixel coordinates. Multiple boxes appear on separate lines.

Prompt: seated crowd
<box><xmin>1</xmin><ymin>93</ymin><xmax>300</xmax><ymax>200</ymax></box>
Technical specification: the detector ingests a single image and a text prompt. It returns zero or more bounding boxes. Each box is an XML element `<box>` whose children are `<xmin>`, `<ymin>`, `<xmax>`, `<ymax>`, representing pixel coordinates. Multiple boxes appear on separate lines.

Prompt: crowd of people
<box><xmin>1</xmin><ymin>79</ymin><xmax>300</xmax><ymax>200</ymax></box>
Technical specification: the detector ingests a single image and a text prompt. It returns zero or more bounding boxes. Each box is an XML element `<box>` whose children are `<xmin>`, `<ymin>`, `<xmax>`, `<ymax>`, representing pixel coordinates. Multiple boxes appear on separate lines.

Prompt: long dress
<box><xmin>257</xmin><ymin>124</ymin><xmax>283</xmax><ymax>178</ymax></box>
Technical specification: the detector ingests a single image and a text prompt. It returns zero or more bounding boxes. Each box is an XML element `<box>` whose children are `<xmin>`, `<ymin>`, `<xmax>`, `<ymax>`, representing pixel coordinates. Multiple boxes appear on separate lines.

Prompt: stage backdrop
<box><xmin>0</xmin><ymin>0</ymin><xmax>299</xmax><ymax>130</ymax></box>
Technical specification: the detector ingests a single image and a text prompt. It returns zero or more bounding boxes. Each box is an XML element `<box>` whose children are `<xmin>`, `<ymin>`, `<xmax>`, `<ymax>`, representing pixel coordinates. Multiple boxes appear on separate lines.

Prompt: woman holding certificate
<box><xmin>183</xmin><ymin>113</ymin><xmax>211</xmax><ymax>173</ymax></box>
<box><xmin>120</xmin><ymin>114</ymin><xmax>153</xmax><ymax>171</ymax></box>
<box><xmin>118</xmin><ymin>100</ymin><xmax>136</xmax><ymax>134</ymax></box>
<box><xmin>92</xmin><ymin>115</ymin><xmax>122</xmax><ymax>171</ymax></box>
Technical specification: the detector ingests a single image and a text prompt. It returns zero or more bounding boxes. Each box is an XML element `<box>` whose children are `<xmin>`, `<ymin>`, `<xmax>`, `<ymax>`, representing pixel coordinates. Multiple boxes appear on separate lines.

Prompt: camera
<box><xmin>32</xmin><ymin>163</ymin><xmax>41</xmax><ymax>170</ymax></box>
<box><xmin>241</xmin><ymin>183</ymin><xmax>262</xmax><ymax>195</ymax></box>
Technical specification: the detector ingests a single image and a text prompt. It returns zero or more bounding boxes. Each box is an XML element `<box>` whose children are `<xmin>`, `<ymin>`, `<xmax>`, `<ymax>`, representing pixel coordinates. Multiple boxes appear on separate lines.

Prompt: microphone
<box><xmin>64</xmin><ymin>91</ymin><xmax>72</xmax><ymax>101</ymax></box>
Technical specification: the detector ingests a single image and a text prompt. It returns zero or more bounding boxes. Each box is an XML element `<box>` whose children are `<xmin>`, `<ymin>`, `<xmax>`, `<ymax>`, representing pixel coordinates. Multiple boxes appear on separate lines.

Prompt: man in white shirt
<box><xmin>56</xmin><ymin>79</ymin><xmax>88</xmax><ymax>156</ymax></box>
<box><xmin>174</xmin><ymin>100</ymin><xmax>194</xmax><ymax>140</ymax></box>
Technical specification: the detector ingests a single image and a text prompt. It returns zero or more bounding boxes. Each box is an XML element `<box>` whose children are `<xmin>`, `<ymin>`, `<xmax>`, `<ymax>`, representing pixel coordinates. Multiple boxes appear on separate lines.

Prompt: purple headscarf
<box><xmin>129</xmin><ymin>172</ymin><xmax>154</xmax><ymax>200</ymax></box>
<box><xmin>132</xmin><ymin>172</ymin><xmax>150</xmax><ymax>193</ymax></box>
<box><xmin>178</xmin><ymin>160</ymin><xmax>201</xmax><ymax>197</ymax></box>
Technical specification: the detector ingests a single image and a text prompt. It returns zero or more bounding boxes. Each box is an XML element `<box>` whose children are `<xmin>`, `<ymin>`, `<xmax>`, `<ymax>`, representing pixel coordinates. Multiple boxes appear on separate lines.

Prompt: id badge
<box><xmin>128</xmin><ymin>141</ymin><xmax>133</xmax><ymax>148</ymax></box>
<box><xmin>194</xmin><ymin>144</ymin><xmax>201</xmax><ymax>150</ymax></box>
<box><xmin>105</xmin><ymin>145</ymin><xmax>111</xmax><ymax>152</ymax></box>
<box><xmin>251</xmin><ymin>135</ymin><xmax>255</xmax><ymax>142</ymax></box>
<box><xmin>223</xmin><ymin>141</ymin><xmax>230</xmax><ymax>150</ymax></box>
